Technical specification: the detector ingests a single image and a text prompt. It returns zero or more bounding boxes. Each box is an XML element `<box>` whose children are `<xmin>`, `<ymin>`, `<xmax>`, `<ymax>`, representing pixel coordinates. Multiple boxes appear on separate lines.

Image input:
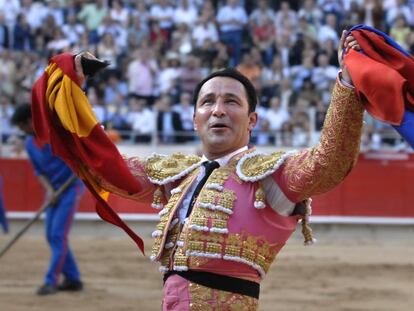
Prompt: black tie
<box><xmin>186</xmin><ymin>161</ymin><xmax>220</xmax><ymax>218</ymax></box>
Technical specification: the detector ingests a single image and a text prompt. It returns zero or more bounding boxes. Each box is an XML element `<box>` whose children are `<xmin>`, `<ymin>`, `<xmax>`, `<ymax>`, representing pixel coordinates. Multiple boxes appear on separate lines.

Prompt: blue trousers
<box><xmin>44</xmin><ymin>184</ymin><xmax>82</xmax><ymax>286</ymax></box>
<box><xmin>220</xmin><ymin>30</ymin><xmax>243</xmax><ymax>66</ymax></box>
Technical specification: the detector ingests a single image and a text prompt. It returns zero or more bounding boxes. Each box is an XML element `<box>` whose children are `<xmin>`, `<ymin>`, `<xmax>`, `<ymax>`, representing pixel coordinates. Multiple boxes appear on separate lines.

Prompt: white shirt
<box><xmin>216</xmin><ymin>5</ymin><xmax>248</xmax><ymax>32</ymax></box>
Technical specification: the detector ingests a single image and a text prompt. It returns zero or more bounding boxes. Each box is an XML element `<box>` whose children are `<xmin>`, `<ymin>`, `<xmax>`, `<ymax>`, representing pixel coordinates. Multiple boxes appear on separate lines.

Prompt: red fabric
<box><xmin>345</xmin><ymin>30</ymin><xmax>414</xmax><ymax>125</ymax></box>
<box><xmin>31</xmin><ymin>53</ymin><xmax>145</xmax><ymax>255</ymax></box>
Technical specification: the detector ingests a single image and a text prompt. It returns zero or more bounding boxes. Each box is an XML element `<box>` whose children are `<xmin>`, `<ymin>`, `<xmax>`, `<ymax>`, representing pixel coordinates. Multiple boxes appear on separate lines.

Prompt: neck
<box><xmin>203</xmin><ymin>145</ymin><xmax>248</xmax><ymax>161</ymax></box>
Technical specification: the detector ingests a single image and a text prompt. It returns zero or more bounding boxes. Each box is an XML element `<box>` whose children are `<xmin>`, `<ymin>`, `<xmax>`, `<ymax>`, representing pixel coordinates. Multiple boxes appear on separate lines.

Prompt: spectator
<box><xmin>179</xmin><ymin>55</ymin><xmax>204</xmax><ymax>94</ymax></box>
<box><xmin>21</xmin><ymin>0</ymin><xmax>48</xmax><ymax>32</ymax></box>
<box><xmin>360</xmin><ymin>0</ymin><xmax>385</xmax><ymax>32</ymax></box>
<box><xmin>311</xmin><ymin>51</ymin><xmax>338</xmax><ymax>91</ymax></box>
<box><xmin>216</xmin><ymin>0</ymin><xmax>248</xmax><ymax>66</ymax></box>
<box><xmin>127</xmin><ymin>48</ymin><xmax>158</xmax><ymax>105</ymax></box>
<box><xmin>150</xmin><ymin>0</ymin><xmax>175</xmax><ymax>37</ymax></box>
<box><xmin>0</xmin><ymin>95</ymin><xmax>16</xmax><ymax>141</ymax></box>
<box><xmin>290</xmin><ymin>55</ymin><xmax>315</xmax><ymax>90</ymax></box>
<box><xmin>131</xmin><ymin>0</ymin><xmax>150</xmax><ymax>32</ymax></box>
<box><xmin>97</xmin><ymin>32</ymin><xmax>120</xmax><ymax>70</ymax></box>
<box><xmin>0</xmin><ymin>51</ymin><xmax>16</xmax><ymax>97</ymax></box>
<box><xmin>0</xmin><ymin>12</ymin><xmax>9</xmax><ymax>49</ymax></box>
<box><xmin>386</xmin><ymin>0</ymin><xmax>413</xmax><ymax>27</ymax></box>
<box><xmin>261</xmin><ymin>55</ymin><xmax>291</xmax><ymax>100</ymax></box>
<box><xmin>0</xmin><ymin>0</ymin><xmax>20</xmax><ymax>26</ymax></box>
<box><xmin>174</xmin><ymin>0</ymin><xmax>198</xmax><ymax>27</ymax></box>
<box><xmin>249</xmin><ymin>0</ymin><xmax>275</xmax><ymax>27</ymax></box>
<box><xmin>104</xmin><ymin>73</ymin><xmax>128</xmax><ymax>107</ymax></box>
<box><xmin>13</xmin><ymin>13</ymin><xmax>33</xmax><ymax>51</ymax></box>
<box><xmin>62</xmin><ymin>13</ymin><xmax>85</xmax><ymax>46</ymax></box>
<box><xmin>46</xmin><ymin>28</ymin><xmax>71</xmax><ymax>54</ymax></box>
<box><xmin>97</xmin><ymin>15</ymin><xmax>127</xmax><ymax>49</ymax></box>
<box><xmin>171</xmin><ymin>23</ymin><xmax>193</xmax><ymax>55</ymax></box>
<box><xmin>126</xmin><ymin>96</ymin><xmax>155</xmax><ymax>143</ymax></box>
<box><xmin>265</xmin><ymin>96</ymin><xmax>290</xmax><ymax>144</ymax></box>
<box><xmin>297</xmin><ymin>0</ymin><xmax>323</xmax><ymax>29</ymax></box>
<box><xmin>157</xmin><ymin>56</ymin><xmax>181</xmax><ymax>94</ymax></box>
<box><xmin>110</xmin><ymin>0</ymin><xmax>129</xmax><ymax>27</ymax></box>
<box><xmin>172</xmin><ymin>92</ymin><xmax>195</xmax><ymax>139</ymax></box>
<box><xmin>126</xmin><ymin>14</ymin><xmax>149</xmax><ymax>50</ymax></box>
<box><xmin>149</xmin><ymin>20</ymin><xmax>169</xmax><ymax>53</ymax></box>
<box><xmin>46</xmin><ymin>0</ymin><xmax>64</xmax><ymax>27</ymax></box>
<box><xmin>318</xmin><ymin>13</ymin><xmax>339</xmax><ymax>46</ymax></box>
<box><xmin>251</xmin><ymin>101</ymin><xmax>270</xmax><ymax>145</ymax></box>
<box><xmin>88</xmin><ymin>87</ymin><xmax>109</xmax><ymax>124</ymax></box>
<box><xmin>236</xmin><ymin>52</ymin><xmax>262</xmax><ymax>83</ymax></box>
<box><xmin>156</xmin><ymin>95</ymin><xmax>184</xmax><ymax>143</ymax></box>
<box><xmin>389</xmin><ymin>14</ymin><xmax>411</xmax><ymax>50</ymax></box>
<box><xmin>274</xmin><ymin>1</ymin><xmax>298</xmax><ymax>32</ymax></box>
<box><xmin>251</xmin><ymin>15</ymin><xmax>276</xmax><ymax>65</ymax></box>
<box><xmin>77</xmin><ymin>0</ymin><xmax>107</xmax><ymax>43</ymax></box>
<box><xmin>296</xmin><ymin>16</ymin><xmax>317</xmax><ymax>42</ymax></box>
<box><xmin>192</xmin><ymin>14</ymin><xmax>219</xmax><ymax>48</ymax></box>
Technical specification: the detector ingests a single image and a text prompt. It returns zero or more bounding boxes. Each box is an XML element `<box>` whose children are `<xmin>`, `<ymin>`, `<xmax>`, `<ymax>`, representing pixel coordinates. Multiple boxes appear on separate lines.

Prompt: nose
<box><xmin>212</xmin><ymin>99</ymin><xmax>226</xmax><ymax>117</ymax></box>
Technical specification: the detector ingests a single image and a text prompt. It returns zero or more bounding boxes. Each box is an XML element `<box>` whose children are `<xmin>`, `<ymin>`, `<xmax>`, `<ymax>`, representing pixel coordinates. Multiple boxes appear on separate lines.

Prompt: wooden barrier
<box><xmin>1</xmin><ymin>152</ymin><xmax>413</xmax><ymax>218</ymax></box>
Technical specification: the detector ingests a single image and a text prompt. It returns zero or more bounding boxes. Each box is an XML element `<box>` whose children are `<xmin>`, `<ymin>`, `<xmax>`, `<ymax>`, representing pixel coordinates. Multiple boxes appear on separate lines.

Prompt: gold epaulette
<box><xmin>145</xmin><ymin>152</ymin><xmax>202</xmax><ymax>185</ymax></box>
<box><xmin>236</xmin><ymin>150</ymin><xmax>298</xmax><ymax>182</ymax></box>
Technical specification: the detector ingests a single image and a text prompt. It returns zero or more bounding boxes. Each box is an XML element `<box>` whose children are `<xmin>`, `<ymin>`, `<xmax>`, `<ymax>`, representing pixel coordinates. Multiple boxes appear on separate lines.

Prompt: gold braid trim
<box><xmin>145</xmin><ymin>152</ymin><xmax>201</xmax><ymax>185</ymax></box>
<box><xmin>189</xmin><ymin>282</ymin><xmax>258</xmax><ymax>310</ymax></box>
<box><xmin>284</xmin><ymin>81</ymin><xmax>364</xmax><ymax>200</ymax></box>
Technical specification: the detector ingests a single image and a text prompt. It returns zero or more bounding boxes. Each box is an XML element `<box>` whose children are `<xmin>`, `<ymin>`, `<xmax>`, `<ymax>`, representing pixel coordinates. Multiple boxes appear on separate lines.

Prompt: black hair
<box><xmin>11</xmin><ymin>103</ymin><xmax>32</xmax><ymax>125</ymax></box>
<box><xmin>192</xmin><ymin>68</ymin><xmax>257</xmax><ymax>113</ymax></box>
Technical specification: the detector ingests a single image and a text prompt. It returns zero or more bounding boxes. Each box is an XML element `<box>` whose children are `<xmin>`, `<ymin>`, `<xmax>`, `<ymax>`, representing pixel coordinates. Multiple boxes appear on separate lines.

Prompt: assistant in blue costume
<box><xmin>11</xmin><ymin>104</ymin><xmax>84</xmax><ymax>296</ymax></box>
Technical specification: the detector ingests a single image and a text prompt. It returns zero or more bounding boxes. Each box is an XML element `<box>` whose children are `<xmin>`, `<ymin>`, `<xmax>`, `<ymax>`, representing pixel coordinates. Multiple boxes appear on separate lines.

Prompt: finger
<box><xmin>348</xmin><ymin>41</ymin><xmax>361</xmax><ymax>51</ymax></box>
<box><xmin>339</xmin><ymin>30</ymin><xmax>346</xmax><ymax>48</ymax></box>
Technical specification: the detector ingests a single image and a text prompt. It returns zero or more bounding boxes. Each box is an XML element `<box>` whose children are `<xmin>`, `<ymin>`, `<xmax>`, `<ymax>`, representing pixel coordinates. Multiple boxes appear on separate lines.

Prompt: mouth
<box><xmin>209</xmin><ymin>122</ymin><xmax>229</xmax><ymax>130</ymax></box>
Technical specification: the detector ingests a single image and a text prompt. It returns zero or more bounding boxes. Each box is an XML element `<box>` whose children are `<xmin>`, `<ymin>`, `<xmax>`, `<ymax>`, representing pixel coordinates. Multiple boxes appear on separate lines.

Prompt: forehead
<box><xmin>197</xmin><ymin>76</ymin><xmax>248</xmax><ymax>101</ymax></box>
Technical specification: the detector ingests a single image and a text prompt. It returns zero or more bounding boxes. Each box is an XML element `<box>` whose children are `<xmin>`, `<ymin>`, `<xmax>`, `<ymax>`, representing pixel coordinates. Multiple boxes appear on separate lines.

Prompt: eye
<box><xmin>200</xmin><ymin>99</ymin><xmax>214</xmax><ymax>106</ymax></box>
<box><xmin>225</xmin><ymin>99</ymin><xmax>239</xmax><ymax>106</ymax></box>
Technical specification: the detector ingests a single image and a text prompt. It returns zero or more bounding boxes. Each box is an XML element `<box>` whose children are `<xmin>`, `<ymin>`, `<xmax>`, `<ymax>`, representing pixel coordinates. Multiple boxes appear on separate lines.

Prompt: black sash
<box><xmin>163</xmin><ymin>270</ymin><xmax>260</xmax><ymax>299</ymax></box>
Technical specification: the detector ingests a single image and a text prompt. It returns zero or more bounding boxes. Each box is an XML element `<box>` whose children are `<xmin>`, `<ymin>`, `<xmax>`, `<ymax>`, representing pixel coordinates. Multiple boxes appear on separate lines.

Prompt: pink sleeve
<box><xmin>275</xmin><ymin>78</ymin><xmax>364</xmax><ymax>202</ymax></box>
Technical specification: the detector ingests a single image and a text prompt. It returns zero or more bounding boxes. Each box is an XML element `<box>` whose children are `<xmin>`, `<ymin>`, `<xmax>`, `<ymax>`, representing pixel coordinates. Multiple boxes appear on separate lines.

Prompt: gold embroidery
<box><xmin>211</xmin><ymin>219</ymin><xmax>227</xmax><ymax>229</ymax></box>
<box><xmin>181</xmin><ymin>231</ymin><xmax>279</xmax><ymax>275</ymax></box>
<box><xmin>192</xmin><ymin>217</ymin><xmax>208</xmax><ymax>228</ymax></box>
<box><xmin>188</xmin><ymin>257</ymin><xmax>209</xmax><ymax>267</ymax></box>
<box><xmin>189</xmin><ymin>282</ymin><xmax>258</xmax><ymax>310</ymax></box>
<box><xmin>205</xmin><ymin>242</ymin><xmax>222</xmax><ymax>254</ymax></box>
<box><xmin>145</xmin><ymin>152</ymin><xmax>200</xmax><ymax>184</ymax></box>
<box><xmin>284</xmin><ymin>81</ymin><xmax>364</xmax><ymax>200</ymax></box>
<box><xmin>208</xmin><ymin>168</ymin><xmax>231</xmax><ymax>185</ymax></box>
<box><xmin>254</xmin><ymin>183</ymin><xmax>265</xmax><ymax>208</ymax></box>
<box><xmin>151</xmin><ymin>170</ymin><xmax>199</xmax><ymax>261</ymax></box>
<box><xmin>218</xmin><ymin>190</ymin><xmax>236</xmax><ymax>209</ymax></box>
<box><xmin>239</xmin><ymin>151</ymin><xmax>286</xmax><ymax>178</ymax></box>
<box><xmin>151</xmin><ymin>187</ymin><xmax>164</xmax><ymax>208</ymax></box>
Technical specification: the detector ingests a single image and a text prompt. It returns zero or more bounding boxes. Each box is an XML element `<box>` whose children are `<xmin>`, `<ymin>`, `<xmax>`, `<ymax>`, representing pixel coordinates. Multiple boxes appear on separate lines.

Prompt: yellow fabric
<box><xmin>44</xmin><ymin>64</ymin><xmax>98</xmax><ymax>137</ymax></box>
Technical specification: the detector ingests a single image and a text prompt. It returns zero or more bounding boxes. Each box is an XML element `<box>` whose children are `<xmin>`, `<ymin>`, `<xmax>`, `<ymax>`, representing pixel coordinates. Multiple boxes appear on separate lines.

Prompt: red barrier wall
<box><xmin>1</xmin><ymin>153</ymin><xmax>413</xmax><ymax>217</ymax></box>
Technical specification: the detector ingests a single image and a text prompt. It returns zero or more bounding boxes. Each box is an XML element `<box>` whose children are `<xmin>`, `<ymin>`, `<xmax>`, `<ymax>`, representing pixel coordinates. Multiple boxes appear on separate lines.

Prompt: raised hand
<box><xmin>338</xmin><ymin>30</ymin><xmax>361</xmax><ymax>84</ymax></box>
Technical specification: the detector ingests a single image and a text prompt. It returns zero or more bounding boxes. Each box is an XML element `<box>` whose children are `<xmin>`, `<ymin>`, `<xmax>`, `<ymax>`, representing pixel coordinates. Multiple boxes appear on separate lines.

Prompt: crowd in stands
<box><xmin>0</xmin><ymin>0</ymin><xmax>413</xmax><ymax>150</ymax></box>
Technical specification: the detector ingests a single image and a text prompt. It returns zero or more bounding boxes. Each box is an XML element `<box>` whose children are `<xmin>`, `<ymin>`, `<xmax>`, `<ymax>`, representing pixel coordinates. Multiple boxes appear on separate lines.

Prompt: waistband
<box><xmin>163</xmin><ymin>270</ymin><xmax>260</xmax><ymax>299</ymax></box>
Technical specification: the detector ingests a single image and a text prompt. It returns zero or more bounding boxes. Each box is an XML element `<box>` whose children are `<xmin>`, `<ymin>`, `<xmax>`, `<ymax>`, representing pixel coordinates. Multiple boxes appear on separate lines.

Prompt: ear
<box><xmin>193</xmin><ymin>113</ymin><xmax>198</xmax><ymax>131</ymax></box>
<box><xmin>248</xmin><ymin>112</ymin><xmax>258</xmax><ymax>131</ymax></box>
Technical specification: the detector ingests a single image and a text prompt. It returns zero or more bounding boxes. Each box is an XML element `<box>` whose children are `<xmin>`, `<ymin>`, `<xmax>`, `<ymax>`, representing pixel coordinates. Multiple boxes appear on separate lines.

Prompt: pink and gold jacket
<box><xmin>94</xmin><ymin>80</ymin><xmax>363</xmax><ymax>283</ymax></box>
